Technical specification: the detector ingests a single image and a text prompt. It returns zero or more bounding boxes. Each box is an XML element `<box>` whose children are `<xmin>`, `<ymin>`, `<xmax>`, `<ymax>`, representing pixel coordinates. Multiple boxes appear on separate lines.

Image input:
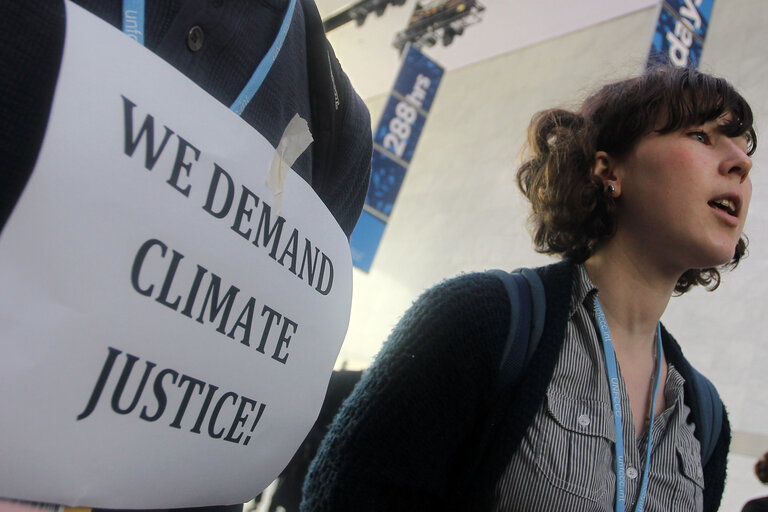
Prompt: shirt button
<box><xmin>577</xmin><ymin>414</ymin><xmax>591</xmax><ymax>427</ymax></box>
<box><xmin>627</xmin><ymin>467</ymin><xmax>639</xmax><ymax>479</ymax></box>
<box><xmin>187</xmin><ymin>26</ymin><xmax>204</xmax><ymax>52</ymax></box>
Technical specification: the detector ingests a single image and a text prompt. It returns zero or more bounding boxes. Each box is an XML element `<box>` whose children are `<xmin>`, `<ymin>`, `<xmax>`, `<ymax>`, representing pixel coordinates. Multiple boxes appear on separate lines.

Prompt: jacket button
<box><xmin>187</xmin><ymin>26</ymin><xmax>204</xmax><ymax>52</ymax></box>
<box><xmin>577</xmin><ymin>414</ymin><xmax>591</xmax><ymax>427</ymax></box>
<box><xmin>626</xmin><ymin>467</ymin><xmax>638</xmax><ymax>479</ymax></box>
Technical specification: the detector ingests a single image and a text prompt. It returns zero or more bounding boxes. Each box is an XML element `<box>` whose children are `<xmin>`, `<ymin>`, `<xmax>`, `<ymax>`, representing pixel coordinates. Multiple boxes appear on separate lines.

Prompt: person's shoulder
<box><xmin>741</xmin><ymin>496</ymin><xmax>768</xmax><ymax>512</ymax></box>
<box><xmin>406</xmin><ymin>271</ymin><xmax>510</xmax><ymax>325</ymax></box>
<box><xmin>425</xmin><ymin>270</ymin><xmax>508</xmax><ymax>298</ymax></box>
<box><xmin>373</xmin><ymin>271</ymin><xmax>511</xmax><ymax>369</ymax></box>
<box><xmin>531</xmin><ymin>259</ymin><xmax>576</xmax><ymax>291</ymax></box>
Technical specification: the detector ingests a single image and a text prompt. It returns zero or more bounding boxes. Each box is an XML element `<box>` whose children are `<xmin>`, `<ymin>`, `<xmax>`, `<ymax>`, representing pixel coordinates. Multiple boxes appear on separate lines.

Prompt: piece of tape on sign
<box><xmin>266</xmin><ymin>113</ymin><xmax>314</xmax><ymax>213</ymax></box>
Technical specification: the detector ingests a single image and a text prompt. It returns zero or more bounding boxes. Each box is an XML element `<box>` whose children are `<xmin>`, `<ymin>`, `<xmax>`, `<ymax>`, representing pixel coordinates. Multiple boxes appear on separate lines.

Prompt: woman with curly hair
<box><xmin>302</xmin><ymin>66</ymin><xmax>756</xmax><ymax>512</ymax></box>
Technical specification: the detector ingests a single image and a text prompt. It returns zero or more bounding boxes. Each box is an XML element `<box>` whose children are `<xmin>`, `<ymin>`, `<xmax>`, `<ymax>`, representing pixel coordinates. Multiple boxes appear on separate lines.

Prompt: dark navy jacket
<box><xmin>0</xmin><ymin>0</ymin><xmax>371</xmax><ymax>238</ymax></box>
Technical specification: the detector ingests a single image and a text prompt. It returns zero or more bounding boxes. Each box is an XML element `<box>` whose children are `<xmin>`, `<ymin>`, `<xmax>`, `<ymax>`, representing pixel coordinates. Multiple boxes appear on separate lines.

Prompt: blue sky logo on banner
<box><xmin>350</xmin><ymin>45</ymin><xmax>444</xmax><ymax>272</ymax></box>
<box><xmin>365</xmin><ymin>151</ymin><xmax>407</xmax><ymax>217</ymax></box>
<box><xmin>648</xmin><ymin>0</ymin><xmax>714</xmax><ymax>68</ymax></box>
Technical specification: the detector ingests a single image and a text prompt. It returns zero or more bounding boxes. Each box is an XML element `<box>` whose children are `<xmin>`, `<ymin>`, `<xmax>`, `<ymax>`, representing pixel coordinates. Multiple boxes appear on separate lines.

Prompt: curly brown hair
<box><xmin>517</xmin><ymin>66</ymin><xmax>757</xmax><ymax>294</ymax></box>
<box><xmin>757</xmin><ymin>451</ymin><xmax>768</xmax><ymax>484</ymax></box>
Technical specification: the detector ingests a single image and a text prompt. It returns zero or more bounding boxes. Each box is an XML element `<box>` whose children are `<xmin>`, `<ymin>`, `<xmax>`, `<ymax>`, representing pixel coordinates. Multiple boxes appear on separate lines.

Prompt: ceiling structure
<box><xmin>315</xmin><ymin>0</ymin><xmax>659</xmax><ymax>100</ymax></box>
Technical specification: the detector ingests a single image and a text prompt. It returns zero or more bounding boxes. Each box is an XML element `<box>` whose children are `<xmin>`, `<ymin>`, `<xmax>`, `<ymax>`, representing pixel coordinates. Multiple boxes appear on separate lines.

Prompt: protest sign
<box><xmin>0</xmin><ymin>2</ymin><xmax>351</xmax><ymax>507</ymax></box>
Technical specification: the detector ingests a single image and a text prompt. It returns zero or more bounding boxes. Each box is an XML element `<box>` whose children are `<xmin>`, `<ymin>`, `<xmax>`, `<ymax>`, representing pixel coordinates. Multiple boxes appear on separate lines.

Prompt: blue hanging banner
<box><xmin>647</xmin><ymin>0</ymin><xmax>715</xmax><ymax>69</ymax></box>
<box><xmin>350</xmin><ymin>45</ymin><xmax>444</xmax><ymax>272</ymax></box>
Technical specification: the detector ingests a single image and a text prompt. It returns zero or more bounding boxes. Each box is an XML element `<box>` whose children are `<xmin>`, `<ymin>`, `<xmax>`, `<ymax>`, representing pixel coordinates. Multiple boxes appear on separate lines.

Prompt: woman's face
<box><xmin>613</xmin><ymin>115</ymin><xmax>752</xmax><ymax>273</ymax></box>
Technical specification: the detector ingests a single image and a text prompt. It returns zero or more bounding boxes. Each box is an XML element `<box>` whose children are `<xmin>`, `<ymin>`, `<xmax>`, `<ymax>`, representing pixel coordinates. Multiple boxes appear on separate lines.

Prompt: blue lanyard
<box><xmin>122</xmin><ymin>0</ymin><xmax>145</xmax><ymax>45</ymax></box>
<box><xmin>594</xmin><ymin>298</ymin><xmax>663</xmax><ymax>512</ymax></box>
<box><xmin>122</xmin><ymin>0</ymin><xmax>297</xmax><ymax>115</ymax></box>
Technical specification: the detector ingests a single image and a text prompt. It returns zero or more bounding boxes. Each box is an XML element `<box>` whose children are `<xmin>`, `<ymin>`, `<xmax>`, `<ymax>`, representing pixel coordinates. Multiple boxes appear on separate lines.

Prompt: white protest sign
<box><xmin>0</xmin><ymin>1</ymin><xmax>352</xmax><ymax>508</ymax></box>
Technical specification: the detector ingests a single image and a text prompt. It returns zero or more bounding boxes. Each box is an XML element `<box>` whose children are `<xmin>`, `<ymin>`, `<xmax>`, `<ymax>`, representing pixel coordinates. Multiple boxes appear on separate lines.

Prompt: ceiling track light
<box><xmin>392</xmin><ymin>0</ymin><xmax>485</xmax><ymax>53</ymax></box>
<box><xmin>323</xmin><ymin>0</ymin><xmax>410</xmax><ymax>32</ymax></box>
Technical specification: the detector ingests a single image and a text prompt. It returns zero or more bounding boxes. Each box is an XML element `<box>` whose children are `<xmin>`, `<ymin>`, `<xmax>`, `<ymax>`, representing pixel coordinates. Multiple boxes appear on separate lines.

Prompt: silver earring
<box><xmin>606</xmin><ymin>185</ymin><xmax>615</xmax><ymax>196</ymax></box>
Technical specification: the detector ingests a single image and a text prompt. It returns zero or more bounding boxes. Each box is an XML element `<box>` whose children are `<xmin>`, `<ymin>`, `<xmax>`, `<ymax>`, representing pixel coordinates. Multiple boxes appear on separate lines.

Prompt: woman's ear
<box><xmin>592</xmin><ymin>151</ymin><xmax>620</xmax><ymax>198</ymax></box>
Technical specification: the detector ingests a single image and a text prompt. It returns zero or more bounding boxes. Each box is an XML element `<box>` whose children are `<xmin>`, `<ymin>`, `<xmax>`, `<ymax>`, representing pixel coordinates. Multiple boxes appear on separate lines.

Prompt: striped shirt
<box><xmin>493</xmin><ymin>265</ymin><xmax>705</xmax><ymax>511</ymax></box>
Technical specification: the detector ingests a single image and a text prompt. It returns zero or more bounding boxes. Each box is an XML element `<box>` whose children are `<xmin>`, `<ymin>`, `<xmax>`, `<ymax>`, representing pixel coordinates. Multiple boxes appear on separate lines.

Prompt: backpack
<box><xmin>487</xmin><ymin>268</ymin><xmax>723</xmax><ymax>466</ymax></box>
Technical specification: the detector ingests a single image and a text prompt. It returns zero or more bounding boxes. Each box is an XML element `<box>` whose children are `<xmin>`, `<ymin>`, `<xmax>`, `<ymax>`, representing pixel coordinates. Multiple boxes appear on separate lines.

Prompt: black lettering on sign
<box><xmin>120</xmin><ymin>96</ymin><xmax>339</xmax><ymax>296</ymax></box>
<box><xmin>122</xmin><ymin>96</ymin><xmax>174</xmax><ymax>171</ymax></box>
<box><xmin>200</xmin><ymin>163</ymin><xmax>336</xmax><ymax>296</ymax></box>
<box><xmin>131</xmin><ymin>237</ymin><xmax>299</xmax><ymax>365</ymax></box>
<box><xmin>77</xmin><ymin>347</ymin><xmax>269</xmax><ymax>447</ymax></box>
<box><xmin>121</xmin><ymin>95</ymin><xmax>199</xmax><ymax>198</ymax></box>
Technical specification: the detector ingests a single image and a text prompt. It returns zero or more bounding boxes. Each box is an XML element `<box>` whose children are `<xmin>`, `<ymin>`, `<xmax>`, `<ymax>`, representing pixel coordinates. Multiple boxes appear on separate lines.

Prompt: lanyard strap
<box><xmin>122</xmin><ymin>0</ymin><xmax>145</xmax><ymax>45</ymax></box>
<box><xmin>122</xmin><ymin>0</ymin><xmax>297</xmax><ymax>115</ymax></box>
<box><xmin>594</xmin><ymin>298</ymin><xmax>663</xmax><ymax>512</ymax></box>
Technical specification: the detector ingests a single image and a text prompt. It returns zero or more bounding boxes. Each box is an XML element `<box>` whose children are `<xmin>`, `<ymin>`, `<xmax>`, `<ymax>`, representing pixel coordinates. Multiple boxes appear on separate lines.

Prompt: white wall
<box><xmin>335</xmin><ymin>1</ymin><xmax>768</xmax><ymax>509</ymax></box>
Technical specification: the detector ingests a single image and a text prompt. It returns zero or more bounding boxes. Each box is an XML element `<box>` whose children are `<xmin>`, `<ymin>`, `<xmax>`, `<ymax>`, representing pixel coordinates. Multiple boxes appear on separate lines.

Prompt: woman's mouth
<box><xmin>708</xmin><ymin>198</ymin><xmax>737</xmax><ymax>217</ymax></box>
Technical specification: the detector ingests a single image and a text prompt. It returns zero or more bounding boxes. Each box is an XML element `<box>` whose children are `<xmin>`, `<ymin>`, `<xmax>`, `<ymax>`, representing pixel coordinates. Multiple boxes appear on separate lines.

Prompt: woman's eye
<box><xmin>688</xmin><ymin>131</ymin><xmax>711</xmax><ymax>144</ymax></box>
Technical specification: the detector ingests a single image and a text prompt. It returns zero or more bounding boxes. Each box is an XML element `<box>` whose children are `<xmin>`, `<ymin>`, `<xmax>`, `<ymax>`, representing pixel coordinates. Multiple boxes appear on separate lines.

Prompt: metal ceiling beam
<box><xmin>322</xmin><ymin>0</ymin><xmax>406</xmax><ymax>32</ymax></box>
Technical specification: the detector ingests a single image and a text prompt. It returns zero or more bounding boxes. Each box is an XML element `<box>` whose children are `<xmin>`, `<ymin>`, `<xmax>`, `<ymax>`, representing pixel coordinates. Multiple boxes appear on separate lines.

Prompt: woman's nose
<box><xmin>720</xmin><ymin>139</ymin><xmax>752</xmax><ymax>182</ymax></box>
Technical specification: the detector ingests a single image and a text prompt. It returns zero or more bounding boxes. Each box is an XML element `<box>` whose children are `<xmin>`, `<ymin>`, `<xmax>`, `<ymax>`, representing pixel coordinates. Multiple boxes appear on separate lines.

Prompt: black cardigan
<box><xmin>302</xmin><ymin>260</ymin><xmax>730</xmax><ymax>511</ymax></box>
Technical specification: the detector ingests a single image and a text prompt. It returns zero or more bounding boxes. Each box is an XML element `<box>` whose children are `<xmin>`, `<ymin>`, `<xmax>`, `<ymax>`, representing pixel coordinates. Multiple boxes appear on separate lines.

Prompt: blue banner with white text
<box><xmin>350</xmin><ymin>45</ymin><xmax>444</xmax><ymax>272</ymax></box>
<box><xmin>648</xmin><ymin>0</ymin><xmax>714</xmax><ymax>68</ymax></box>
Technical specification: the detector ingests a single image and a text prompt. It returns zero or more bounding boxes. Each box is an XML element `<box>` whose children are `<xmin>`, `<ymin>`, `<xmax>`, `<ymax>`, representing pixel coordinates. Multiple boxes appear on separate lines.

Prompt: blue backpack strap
<box><xmin>688</xmin><ymin>366</ymin><xmax>723</xmax><ymax>465</ymax></box>
<box><xmin>449</xmin><ymin>267</ymin><xmax>546</xmax><ymax>503</ymax></box>
<box><xmin>487</xmin><ymin>268</ymin><xmax>546</xmax><ymax>390</ymax></box>
<box><xmin>488</xmin><ymin>270</ymin><xmax>529</xmax><ymax>388</ymax></box>
<box><xmin>517</xmin><ymin>267</ymin><xmax>545</xmax><ymax>364</ymax></box>
<box><xmin>455</xmin><ymin>268</ymin><xmax>543</xmax><ymax>488</ymax></box>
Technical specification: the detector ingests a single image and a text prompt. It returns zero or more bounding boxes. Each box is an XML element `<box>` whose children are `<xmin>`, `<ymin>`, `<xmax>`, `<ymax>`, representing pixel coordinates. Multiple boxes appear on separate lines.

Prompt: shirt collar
<box><xmin>569</xmin><ymin>263</ymin><xmax>599</xmax><ymax>318</ymax></box>
<box><xmin>665</xmin><ymin>364</ymin><xmax>686</xmax><ymax>404</ymax></box>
